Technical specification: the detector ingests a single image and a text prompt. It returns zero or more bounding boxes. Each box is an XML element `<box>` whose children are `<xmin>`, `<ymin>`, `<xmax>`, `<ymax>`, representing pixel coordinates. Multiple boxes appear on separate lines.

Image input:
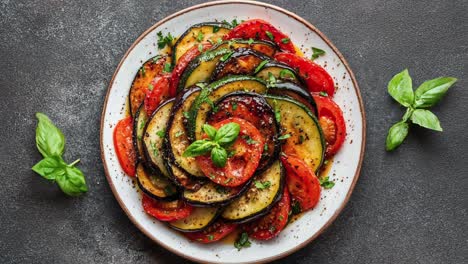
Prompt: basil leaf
<box><xmin>32</xmin><ymin>156</ymin><xmax>66</xmax><ymax>180</ymax></box>
<box><xmin>56</xmin><ymin>166</ymin><xmax>88</xmax><ymax>196</ymax></box>
<box><xmin>203</xmin><ymin>124</ymin><xmax>217</xmax><ymax>140</ymax></box>
<box><xmin>385</xmin><ymin>121</ymin><xmax>409</xmax><ymax>151</ymax></box>
<box><xmin>214</xmin><ymin>122</ymin><xmax>240</xmax><ymax>146</ymax></box>
<box><xmin>319</xmin><ymin>176</ymin><xmax>335</xmax><ymax>189</ymax></box>
<box><xmin>183</xmin><ymin>140</ymin><xmax>216</xmax><ymax>157</ymax></box>
<box><xmin>311</xmin><ymin>47</ymin><xmax>325</xmax><ymax>60</ymax></box>
<box><xmin>234</xmin><ymin>232</ymin><xmax>251</xmax><ymax>251</ymax></box>
<box><xmin>410</xmin><ymin>109</ymin><xmax>443</xmax><ymax>131</ymax></box>
<box><xmin>211</xmin><ymin>146</ymin><xmax>227</xmax><ymax>167</ymax></box>
<box><xmin>414</xmin><ymin>77</ymin><xmax>457</xmax><ymax>108</ymax></box>
<box><xmin>35</xmin><ymin>113</ymin><xmax>65</xmax><ymax>158</ymax></box>
<box><xmin>387</xmin><ymin>69</ymin><xmax>414</xmax><ymax>107</ymax></box>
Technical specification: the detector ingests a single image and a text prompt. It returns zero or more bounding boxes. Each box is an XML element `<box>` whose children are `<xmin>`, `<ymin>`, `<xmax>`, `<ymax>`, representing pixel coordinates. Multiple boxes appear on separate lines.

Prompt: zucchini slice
<box><xmin>221</xmin><ymin>160</ymin><xmax>284</xmax><ymax>223</ymax></box>
<box><xmin>178</xmin><ymin>40</ymin><xmax>277</xmax><ymax>92</ymax></box>
<box><xmin>255</xmin><ymin>61</ymin><xmax>303</xmax><ymax>85</ymax></box>
<box><xmin>164</xmin><ymin>87</ymin><xmax>205</xmax><ymax>178</ymax></box>
<box><xmin>128</xmin><ymin>55</ymin><xmax>168</xmax><ymax>116</ymax></box>
<box><xmin>172</xmin><ymin>22</ymin><xmax>231</xmax><ymax>64</ymax></box>
<box><xmin>143</xmin><ymin>99</ymin><xmax>174</xmax><ymax>177</ymax></box>
<box><xmin>168</xmin><ymin>207</ymin><xmax>219</xmax><ymax>232</ymax></box>
<box><xmin>211</xmin><ymin>48</ymin><xmax>271</xmax><ymax>81</ymax></box>
<box><xmin>136</xmin><ymin>163</ymin><xmax>178</xmax><ymax>201</ymax></box>
<box><xmin>133</xmin><ymin>104</ymin><xmax>148</xmax><ymax>163</ymax></box>
<box><xmin>183</xmin><ymin>181</ymin><xmax>250</xmax><ymax>207</ymax></box>
<box><xmin>188</xmin><ymin>75</ymin><xmax>268</xmax><ymax>141</ymax></box>
<box><xmin>265</xmin><ymin>95</ymin><xmax>325</xmax><ymax>172</ymax></box>
<box><xmin>268</xmin><ymin>82</ymin><xmax>317</xmax><ymax>114</ymax></box>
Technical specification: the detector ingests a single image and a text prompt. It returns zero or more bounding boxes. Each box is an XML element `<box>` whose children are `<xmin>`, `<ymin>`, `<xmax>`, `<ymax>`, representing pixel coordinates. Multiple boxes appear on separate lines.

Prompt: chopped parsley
<box><xmin>213</xmin><ymin>25</ymin><xmax>220</xmax><ymax>33</ymax></box>
<box><xmin>247</xmin><ymin>38</ymin><xmax>254</xmax><ymax>45</ymax></box>
<box><xmin>231</xmin><ymin>102</ymin><xmax>238</xmax><ymax>111</ymax></box>
<box><xmin>183</xmin><ymin>111</ymin><xmax>190</xmax><ymax>119</ymax></box>
<box><xmin>148</xmin><ymin>83</ymin><xmax>154</xmax><ymax>91</ymax></box>
<box><xmin>242</xmin><ymin>135</ymin><xmax>258</xmax><ymax>145</ymax></box>
<box><xmin>163</xmin><ymin>62</ymin><xmax>171</xmax><ymax>73</ymax></box>
<box><xmin>265</xmin><ymin>30</ymin><xmax>274</xmax><ymax>41</ymax></box>
<box><xmin>311</xmin><ymin>47</ymin><xmax>326</xmax><ymax>60</ymax></box>
<box><xmin>273</xmin><ymin>99</ymin><xmax>281</xmax><ymax>123</ymax></box>
<box><xmin>220</xmin><ymin>51</ymin><xmax>234</xmax><ymax>62</ymax></box>
<box><xmin>319</xmin><ymin>176</ymin><xmax>335</xmax><ymax>189</ymax></box>
<box><xmin>281</xmin><ymin>38</ymin><xmax>290</xmax><ymax>44</ymax></box>
<box><xmin>156</xmin><ymin>129</ymin><xmax>165</xmax><ymax>138</ymax></box>
<box><xmin>196</xmin><ymin>31</ymin><xmax>204</xmax><ymax>42</ymax></box>
<box><xmin>234</xmin><ymin>232</ymin><xmax>251</xmax><ymax>251</ymax></box>
<box><xmin>139</xmin><ymin>66</ymin><xmax>146</xmax><ymax>77</ymax></box>
<box><xmin>255</xmin><ymin>180</ymin><xmax>271</xmax><ymax>190</ymax></box>
<box><xmin>278</xmin><ymin>134</ymin><xmax>291</xmax><ymax>140</ymax></box>
<box><xmin>279</xmin><ymin>69</ymin><xmax>295</xmax><ymax>79</ymax></box>
<box><xmin>198</xmin><ymin>43</ymin><xmax>203</xmax><ymax>52</ymax></box>
<box><xmin>207</xmin><ymin>234</ymin><xmax>214</xmax><ymax>241</ymax></box>
<box><xmin>254</xmin><ymin>60</ymin><xmax>269</xmax><ymax>74</ymax></box>
<box><xmin>267</xmin><ymin>72</ymin><xmax>277</xmax><ymax>88</ymax></box>
<box><xmin>157</xmin><ymin>31</ymin><xmax>174</xmax><ymax>49</ymax></box>
<box><xmin>319</xmin><ymin>91</ymin><xmax>328</xmax><ymax>97</ymax></box>
<box><xmin>291</xmin><ymin>200</ymin><xmax>301</xmax><ymax>215</ymax></box>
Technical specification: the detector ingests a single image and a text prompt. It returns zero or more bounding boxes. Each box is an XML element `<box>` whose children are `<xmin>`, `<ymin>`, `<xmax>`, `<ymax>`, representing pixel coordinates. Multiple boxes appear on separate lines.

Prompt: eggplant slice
<box><xmin>268</xmin><ymin>82</ymin><xmax>317</xmax><ymax>114</ymax></box>
<box><xmin>221</xmin><ymin>160</ymin><xmax>284</xmax><ymax>223</ymax></box>
<box><xmin>183</xmin><ymin>180</ymin><xmax>251</xmax><ymax>207</ymax></box>
<box><xmin>255</xmin><ymin>61</ymin><xmax>304</xmax><ymax>85</ymax></box>
<box><xmin>211</xmin><ymin>48</ymin><xmax>272</xmax><ymax>81</ymax></box>
<box><xmin>133</xmin><ymin>104</ymin><xmax>148</xmax><ymax>163</ymax></box>
<box><xmin>136</xmin><ymin>163</ymin><xmax>178</xmax><ymax>201</ymax></box>
<box><xmin>168</xmin><ymin>207</ymin><xmax>220</xmax><ymax>232</ymax></box>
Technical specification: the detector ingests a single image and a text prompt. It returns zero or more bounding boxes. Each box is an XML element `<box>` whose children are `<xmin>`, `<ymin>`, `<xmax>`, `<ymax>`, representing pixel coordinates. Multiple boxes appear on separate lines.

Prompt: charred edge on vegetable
<box><xmin>268</xmin><ymin>82</ymin><xmax>317</xmax><ymax>114</ymax></box>
<box><xmin>167</xmin><ymin>207</ymin><xmax>221</xmax><ymax>233</ymax></box>
<box><xmin>256</xmin><ymin>61</ymin><xmax>306</xmax><ymax>86</ymax></box>
<box><xmin>136</xmin><ymin>163</ymin><xmax>179</xmax><ymax>201</ymax></box>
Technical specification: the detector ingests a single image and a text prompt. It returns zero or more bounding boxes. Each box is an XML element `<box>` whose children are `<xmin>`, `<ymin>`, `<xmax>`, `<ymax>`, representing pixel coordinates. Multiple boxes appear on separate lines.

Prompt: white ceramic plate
<box><xmin>100</xmin><ymin>1</ymin><xmax>366</xmax><ymax>263</ymax></box>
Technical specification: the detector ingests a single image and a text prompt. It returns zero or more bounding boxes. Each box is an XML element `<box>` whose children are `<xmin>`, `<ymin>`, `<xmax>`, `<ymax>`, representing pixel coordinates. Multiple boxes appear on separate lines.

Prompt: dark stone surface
<box><xmin>0</xmin><ymin>0</ymin><xmax>466</xmax><ymax>263</ymax></box>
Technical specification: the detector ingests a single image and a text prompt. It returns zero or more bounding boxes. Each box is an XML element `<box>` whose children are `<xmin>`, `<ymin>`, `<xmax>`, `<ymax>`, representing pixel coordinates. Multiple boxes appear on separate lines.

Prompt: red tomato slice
<box><xmin>224</xmin><ymin>19</ymin><xmax>296</xmax><ymax>53</ymax></box>
<box><xmin>281</xmin><ymin>155</ymin><xmax>321</xmax><ymax>211</ymax></box>
<box><xmin>113</xmin><ymin>117</ymin><xmax>137</xmax><ymax>177</ymax></box>
<box><xmin>142</xmin><ymin>195</ymin><xmax>193</xmax><ymax>222</ymax></box>
<box><xmin>275</xmin><ymin>52</ymin><xmax>335</xmax><ymax>96</ymax></box>
<box><xmin>196</xmin><ymin>117</ymin><xmax>265</xmax><ymax>187</ymax></box>
<box><xmin>184</xmin><ymin>220</ymin><xmax>237</xmax><ymax>243</ymax></box>
<box><xmin>144</xmin><ymin>74</ymin><xmax>171</xmax><ymax>115</ymax></box>
<box><xmin>312</xmin><ymin>94</ymin><xmax>346</xmax><ymax>157</ymax></box>
<box><xmin>245</xmin><ymin>187</ymin><xmax>290</xmax><ymax>240</ymax></box>
<box><xmin>170</xmin><ymin>43</ymin><xmax>212</xmax><ymax>96</ymax></box>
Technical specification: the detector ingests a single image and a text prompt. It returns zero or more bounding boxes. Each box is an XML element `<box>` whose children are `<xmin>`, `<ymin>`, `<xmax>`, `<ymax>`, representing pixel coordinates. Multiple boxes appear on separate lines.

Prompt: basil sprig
<box><xmin>32</xmin><ymin>113</ymin><xmax>88</xmax><ymax>196</ymax></box>
<box><xmin>183</xmin><ymin>123</ymin><xmax>240</xmax><ymax>167</ymax></box>
<box><xmin>386</xmin><ymin>69</ymin><xmax>457</xmax><ymax>151</ymax></box>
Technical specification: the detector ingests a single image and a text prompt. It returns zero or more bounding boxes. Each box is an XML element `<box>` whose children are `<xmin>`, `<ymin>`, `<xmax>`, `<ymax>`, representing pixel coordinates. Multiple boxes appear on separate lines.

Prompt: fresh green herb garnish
<box><xmin>291</xmin><ymin>200</ymin><xmax>301</xmax><ymax>215</ymax></box>
<box><xmin>247</xmin><ymin>38</ymin><xmax>254</xmax><ymax>45</ymax></box>
<box><xmin>267</xmin><ymin>72</ymin><xmax>277</xmax><ymax>88</ymax></box>
<box><xmin>281</xmin><ymin>38</ymin><xmax>290</xmax><ymax>44</ymax></box>
<box><xmin>273</xmin><ymin>99</ymin><xmax>281</xmax><ymax>123</ymax></box>
<box><xmin>156</xmin><ymin>129</ymin><xmax>165</xmax><ymax>138</ymax></box>
<box><xmin>148</xmin><ymin>83</ymin><xmax>154</xmax><ymax>91</ymax></box>
<box><xmin>139</xmin><ymin>66</ymin><xmax>146</xmax><ymax>77</ymax></box>
<box><xmin>279</xmin><ymin>69</ymin><xmax>295</xmax><ymax>79</ymax></box>
<box><xmin>163</xmin><ymin>62</ymin><xmax>171</xmax><ymax>73</ymax></box>
<box><xmin>157</xmin><ymin>31</ymin><xmax>174</xmax><ymax>49</ymax></box>
<box><xmin>231</xmin><ymin>102</ymin><xmax>238</xmax><ymax>111</ymax></box>
<box><xmin>220</xmin><ymin>51</ymin><xmax>234</xmax><ymax>62</ymax></box>
<box><xmin>213</xmin><ymin>25</ymin><xmax>220</xmax><ymax>33</ymax></box>
<box><xmin>255</xmin><ymin>180</ymin><xmax>271</xmax><ymax>190</ymax></box>
<box><xmin>183</xmin><ymin>111</ymin><xmax>190</xmax><ymax>119</ymax></box>
<box><xmin>198</xmin><ymin>43</ymin><xmax>203</xmax><ymax>52</ymax></box>
<box><xmin>319</xmin><ymin>91</ymin><xmax>328</xmax><ymax>97</ymax></box>
<box><xmin>207</xmin><ymin>234</ymin><xmax>214</xmax><ymax>241</ymax></box>
<box><xmin>231</xmin><ymin>19</ymin><xmax>239</xmax><ymax>27</ymax></box>
<box><xmin>242</xmin><ymin>135</ymin><xmax>258</xmax><ymax>145</ymax></box>
<box><xmin>278</xmin><ymin>134</ymin><xmax>291</xmax><ymax>140</ymax></box>
<box><xmin>152</xmin><ymin>56</ymin><xmax>161</xmax><ymax>63</ymax></box>
<box><xmin>265</xmin><ymin>30</ymin><xmax>274</xmax><ymax>41</ymax></box>
<box><xmin>311</xmin><ymin>47</ymin><xmax>325</xmax><ymax>60</ymax></box>
<box><xmin>196</xmin><ymin>31</ymin><xmax>204</xmax><ymax>42</ymax></box>
<box><xmin>234</xmin><ymin>232</ymin><xmax>251</xmax><ymax>251</ymax></box>
<box><xmin>385</xmin><ymin>69</ymin><xmax>457</xmax><ymax>151</ymax></box>
<box><xmin>175</xmin><ymin>131</ymin><xmax>184</xmax><ymax>138</ymax></box>
<box><xmin>32</xmin><ymin>113</ymin><xmax>88</xmax><ymax>196</ymax></box>
<box><xmin>254</xmin><ymin>60</ymin><xmax>269</xmax><ymax>74</ymax></box>
<box><xmin>319</xmin><ymin>176</ymin><xmax>335</xmax><ymax>189</ymax></box>
<box><xmin>139</xmin><ymin>120</ymin><xmax>146</xmax><ymax>129</ymax></box>
<box><xmin>183</xmin><ymin>122</ymin><xmax>240</xmax><ymax>168</ymax></box>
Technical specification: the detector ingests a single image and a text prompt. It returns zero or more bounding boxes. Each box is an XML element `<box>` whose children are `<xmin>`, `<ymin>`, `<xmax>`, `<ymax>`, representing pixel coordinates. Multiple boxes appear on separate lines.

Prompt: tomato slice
<box><xmin>312</xmin><ymin>94</ymin><xmax>346</xmax><ymax>157</ymax></box>
<box><xmin>196</xmin><ymin>117</ymin><xmax>265</xmax><ymax>187</ymax></box>
<box><xmin>245</xmin><ymin>187</ymin><xmax>290</xmax><ymax>240</ymax></box>
<box><xmin>170</xmin><ymin>43</ymin><xmax>212</xmax><ymax>96</ymax></box>
<box><xmin>275</xmin><ymin>52</ymin><xmax>335</xmax><ymax>96</ymax></box>
<box><xmin>144</xmin><ymin>74</ymin><xmax>171</xmax><ymax>115</ymax></box>
<box><xmin>184</xmin><ymin>220</ymin><xmax>237</xmax><ymax>243</ymax></box>
<box><xmin>224</xmin><ymin>19</ymin><xmax>296</xmax><ymax>53</ymax></box>
<box><xmin>113</xmin><ymin>117</ymin><xmax>137</xmax><ymax>177</ymax></box>
<box><xmin>142</xmin><ymin>194</ymin><xmax>193</xmax><ymax>222</ymax></box>
<box><xmin>281</xmin><ymin>155</ymin><xmax>321</xmax><ymax>211</ymax></box>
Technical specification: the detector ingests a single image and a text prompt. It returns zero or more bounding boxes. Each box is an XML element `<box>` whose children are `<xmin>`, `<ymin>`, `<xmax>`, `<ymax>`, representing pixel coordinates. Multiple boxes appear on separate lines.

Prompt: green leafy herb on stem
<box><xmin>234</xmin><ymin>232</ymin><xmax>251</xmax><ymax>251</ymax></box>
<box><xmin>385</xmin><ymin>69</ymin><xmax>457</xmax><ymax>151</ymax></box>
<box><xmin>157</xmin><ymin>31</ymin><xmax>174</xmax><ymax>49</ymax></box>
<box><xmin>32</xmin><ymin>113</ymin><xmax>88</xmax><ymax>196</ymax></box>
<box><xmin>311</xmin><ymin>47</ymin><xmax>325</xmax><ymax>60</ymax></box>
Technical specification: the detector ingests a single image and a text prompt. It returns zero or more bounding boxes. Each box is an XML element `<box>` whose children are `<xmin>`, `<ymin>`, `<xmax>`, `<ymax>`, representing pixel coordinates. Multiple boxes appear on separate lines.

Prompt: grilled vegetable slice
<box><xmin>221</xmin><ymin>160</ymin><xmax>284</xmax><ymax>223</ymax></box>
<box><xmin>133</xmin><ymin>104</ymin><xmax>148</xmax><ymax>163</ymax></box>
<box><xmin>114</xmin><ymin>116</ymin><xmax>137</xmax><ymax>177</ymax></box>
<box><xmin>142</xmin><ymin>195</ymin><xmax>193</xmax><ymax>222</ymax></box>
<box><xmin>184</xmin><ymin>220</ymin><xmax>237</xmax><ymax>243</ymax></box>
<box><xmin>169</xmin><ymin>207</ymin><xmax>220</xmax><ymax>232</ymax></box>
<box><xmin>211</xmin><ymin>48</ymin><xmax>271</xmax><ymax>81</ymax></box>
<box><xmin>129</xmin><ymin>55</ymin><xmax>168</xmax><ymax>116</ymax></box>
<box><xmin>188</xmin><ymin>75</ymin><xmax>268</xmax><ymax>141</ymax></box>
<box><xmin>143</xmin><ymin>99</ymin><xmax>174</xmax><ymax>176</ymax></box>
<box><xmin>172</xmin><ymin>22</ymin><xmax>231</xmax><ymax>64</ymax></box>
<box><xmin>268</xmin><ymin>82</ymin><xmax>317</xmax><ymax>114</ymax></box>
<box><xmin>255</xmin><ymin>61</ymin><xmax>303</xmax><ymax>85</ymax></box>
<box><xmin>265</xmin><ymin>95</ymin><xmax>325</xmax><ymax>172</ymax></box>
<box><xmin>182</xmin><ymin>181</ymin><xmax>250</xmax><ymax>207</ymax></box>
<box><xmin>136</xmin><ymin>163</ymin><xmax>178</xmax><ymax>201</ymax></box>
<box><xmin>208</xmin><ymin>92</ymin><xmax>280</xmax><ymax>172</ymax></box>
<box><xmin>164</xmin><ymin>87</ymin><xmax>205</xmax><ymax>178</ymax></box>
<box><xmin>177</xmin><ymin>40</ymin><xmax>277</xmax><ymax>91</ymax></box>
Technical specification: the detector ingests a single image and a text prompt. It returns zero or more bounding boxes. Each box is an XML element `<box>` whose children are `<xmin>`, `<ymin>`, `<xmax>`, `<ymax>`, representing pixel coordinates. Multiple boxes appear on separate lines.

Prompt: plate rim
<box><xmin>99</xmin><ymin>0</ymin><xmax>367</xmax><ymax>263</ymax></box>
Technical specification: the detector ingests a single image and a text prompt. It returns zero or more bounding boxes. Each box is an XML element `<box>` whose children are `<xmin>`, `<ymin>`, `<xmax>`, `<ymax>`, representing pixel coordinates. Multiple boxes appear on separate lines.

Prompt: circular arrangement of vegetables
<box><xmin>113</xmin><ymin>19</ymin><xmax>346</xmax><ymax>245</ymax></box>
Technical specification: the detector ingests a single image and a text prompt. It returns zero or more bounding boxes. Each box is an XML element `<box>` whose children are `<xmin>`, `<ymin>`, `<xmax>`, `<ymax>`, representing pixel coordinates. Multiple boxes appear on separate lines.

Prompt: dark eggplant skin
<box><xmin>142</xmin><ymin>98</ymin><xmax>175</xmax><ymax>176</ymax></box>
<box><xmin>167</xmin><ymin>207</ymin><xmax>221</xmax><ymax>233</ymax></box>
<box><xmin>171</xmin><ymin>22</ymin><xmax>231</xmax><ymax>66</ymax></box>
<box><xmin>255</xmin><ymin>60</ymin><xmax>306</xmax><ymax>86</ymax></box>
<box><xmin>210</xmin><ymin>48</ymin><xmax>273</xmax><ymax>81</ymax></box>
<box><xmin>268</xmin><ymin>81</ymin><xmax>318</xmax><ymax>114</ymax></box>
<box><xmin>221</xmin><ymin>161</ymin><xmax>286</xmax><ymax>224</ymax></box>
<box><xmin>133</xmin><ymin>103</ymin><xmax>147</xmax><ymax>165</ymax></box>
<box><xmin>162</xmin><ymin>86</ymin><xmax>206</xmax><ymax>190</ymax></box>
<box><xmin>136</xmin><ymin>163</ymin><xmax>179</xmax><ymax>202</ymax></box>
<box><xmin>206</xmin><ymin>91</ymin><xmax>281</xmax><ymax>174</ymax></box>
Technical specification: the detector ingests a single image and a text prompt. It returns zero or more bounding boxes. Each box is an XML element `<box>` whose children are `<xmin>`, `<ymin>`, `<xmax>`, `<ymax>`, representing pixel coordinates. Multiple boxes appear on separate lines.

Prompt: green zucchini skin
<box><xmin>268</xmin><ymin>82</ymin><xmax>317</xmax><ymax>114</ymax></box>
<box><xmin>172</xmin><ymin>22</ymin><xmax>231</xmax><ymax>66</ymax></box>
<box><xmin>186</xmin><ymin>75</ymin><xmax>268</xmax><ymax>141</ymax></box>
<box><xmin>265</xmin><ymin>95</ymin><xmax>325</xmax><ymax>172</ymax></box>
<box><xmin>210</xmin><ymin>48</ymin><xmax>272</xmax><ymax>81</ymax></box>
<box><xmin>177</xmin><ymin>40</ymin><xmax>277</xmax><ymax>92</ymax></box>
<box><xmin>221</xmin><ymin>161</ymin><xmax>285</xmax><ymax>224</ymax></box>
<box><xmin>207</xmin><ymin>91</ymin><xmax>280</xmax><ymax>174</ymax></box>
<box><xmin>168</xmin><ymin>207</ymin><xmax>220</xmax><ymax>232</ymax></box>
<box><xmin>142</xmin><ymin>98</ymin><xmax>174</xmax><ymax>177</ymax></box>
<box><xmin>136</xmin><ymin>163</ymin><xmax>178</xmax><ymax>201</ymax></box>
<box><xmin>254</xmin><ymin>61</ymin><xmax>305</xmax><ymax>86</ymax></box>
